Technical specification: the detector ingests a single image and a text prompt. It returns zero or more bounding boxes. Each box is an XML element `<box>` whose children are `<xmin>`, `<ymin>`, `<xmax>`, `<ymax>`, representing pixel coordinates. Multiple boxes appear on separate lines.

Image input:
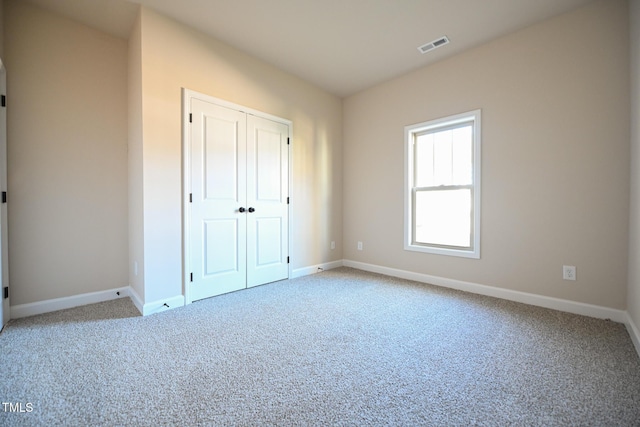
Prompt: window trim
<box><xmin>404</xmin><ymin>110</ymin><xmax>481</xmax><ymax>259</ymax></box>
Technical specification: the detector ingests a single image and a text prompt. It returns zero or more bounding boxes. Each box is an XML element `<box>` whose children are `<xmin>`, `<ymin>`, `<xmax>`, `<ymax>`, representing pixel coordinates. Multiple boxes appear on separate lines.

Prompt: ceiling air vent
<box><xmin>418</xmin><ymin>36</ymin><xmax>450</xmax><ymax>54</ymax></box>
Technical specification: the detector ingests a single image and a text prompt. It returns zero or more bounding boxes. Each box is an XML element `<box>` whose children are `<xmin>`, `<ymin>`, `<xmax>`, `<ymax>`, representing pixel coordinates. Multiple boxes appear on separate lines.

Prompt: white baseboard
<box><xmin>291</xmin><ymin>260</ymin><xmax>344</xmax><ymax>279</ymax></box>
<box><xmin>625</xmin><ymin>314</ymin><xmax>640</xmax><ymax>357</ymax></box>
<box><xmin>128</xmin><ymin>286</ymin><xmax>144</xmax><ymax>316</ymax></box>
<box><xmin>11</xmin><ymin>286</ymin><xmax>130</xmax><ymax>319</ymax></box>
<box><xmin>344</xmin><ymin>259</ymin><xmax>640</xmax><ymax>358</ymax></box>
<box><xmin>141</xmin><ymin>294</ymin><xmax>185</xmax><ymax>316</ymax></box>
<box><xmin>129</xmin><ymin>285</ymin><xmax>185</xmax><ymax>316</ymax></box>
<box><xmin>9</xmin><ymin>261</ymin><xmax>639</xmax><ymax>358</ymax></box>
<box><xmin>9</xmin><ymin>259</ymin><xmax>345</xmax><ymax>319</ymax></box>
<box><xmin>343</xmin><ymin>260</ymin><xmax>628</xmax><ymax>323</ymax></box>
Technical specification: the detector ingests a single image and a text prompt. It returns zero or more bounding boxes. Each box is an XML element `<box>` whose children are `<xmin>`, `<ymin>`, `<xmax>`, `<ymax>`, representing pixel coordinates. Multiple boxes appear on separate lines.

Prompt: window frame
<box><xmin>404</xmin><ymin>110</ymin><xmax>481</xmax><ymax>259</ymax></box>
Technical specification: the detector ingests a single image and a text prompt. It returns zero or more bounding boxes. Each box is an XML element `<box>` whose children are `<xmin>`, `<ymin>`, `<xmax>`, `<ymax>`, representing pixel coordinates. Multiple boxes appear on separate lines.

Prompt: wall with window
<box><xmin>343</xmin><ymin>0</ymin><xmax>630</xmax><ymax>309</ymax></box>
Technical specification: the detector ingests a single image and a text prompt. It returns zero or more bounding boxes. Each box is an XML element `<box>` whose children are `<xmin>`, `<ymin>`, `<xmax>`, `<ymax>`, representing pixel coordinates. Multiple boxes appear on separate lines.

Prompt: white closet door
<box><xmin>188</xmin><ymin>95</ymin><xmax>289</xmax><ymax>302</ymax></box>
<box><xmin>190</xmin><ymin>99</ymin><xmax>247</xmax><ymax>301</ymax></box>
<box><xmin>246</xmin><ymin>115</ymin><xmax>289</xmax><ymax>288</ymax></box>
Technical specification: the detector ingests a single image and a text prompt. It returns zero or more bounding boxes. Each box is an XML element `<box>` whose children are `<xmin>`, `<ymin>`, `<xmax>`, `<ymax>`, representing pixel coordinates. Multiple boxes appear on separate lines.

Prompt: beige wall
<box><xmin>344</xmin><ymin>0</ymin><xmax>630</xmax><ymax>309</ymax></box>
<box><xmin>0</xmin><ymin>0</ymin><xmax>4</xmax><ymax>58</ymax></box>
<box><xmin>5</xmin><ymin>0</ymin><xmax>128</xmax><ymax>305</ymax></box>
<box><xmin>136</xmin><ymin>8</ymin><xmax>343</xmax><ymax>303</ymax></box>
<box><xmin>128</xmin><ymin>9</ymin><xmax>144</xmax><ymax>300</ymax></box>
<box><xmin>629</xmin><ymin>0</ymin><xmax>640</xmax><ymax>328</ymax></box>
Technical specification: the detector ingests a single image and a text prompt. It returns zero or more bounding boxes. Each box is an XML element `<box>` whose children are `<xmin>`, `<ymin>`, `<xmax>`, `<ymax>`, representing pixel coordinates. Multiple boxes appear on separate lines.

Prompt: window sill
<box><xmin>404</xmin><ymin>243</ymin><xmax>480</xmax><ymax>259</ymax></box>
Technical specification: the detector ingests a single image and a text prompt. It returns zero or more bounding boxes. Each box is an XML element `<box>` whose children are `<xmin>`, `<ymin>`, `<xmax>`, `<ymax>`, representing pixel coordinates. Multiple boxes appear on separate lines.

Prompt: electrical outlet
<box><xmin>563</xmin><ymin>265</ymin><xmax>576</xmax><ymax>281</ymax></box>
<box><xmin>357</xmin><ymin>241</ymin><xmax>363</xmax><ymax>251</ymax></box>
<box><xmin>331</xmin><ymin>241</ymin><xmax>335</xmax><ymax>250</ymax></box>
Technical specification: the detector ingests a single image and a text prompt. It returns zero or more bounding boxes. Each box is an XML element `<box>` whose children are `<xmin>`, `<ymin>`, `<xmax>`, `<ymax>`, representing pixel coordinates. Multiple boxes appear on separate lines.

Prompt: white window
<box><xmin>404</xmin><ymin>110</ymin><xmax>481</xmax><ymax>258</ymax></box>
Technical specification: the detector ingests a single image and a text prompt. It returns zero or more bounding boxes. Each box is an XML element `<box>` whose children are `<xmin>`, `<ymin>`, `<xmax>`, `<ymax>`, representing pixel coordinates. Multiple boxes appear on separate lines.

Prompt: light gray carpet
<box><xmin>1</xmin><ymin>267</ymin><xmax>639</xmax><ymax>426</ymax></box>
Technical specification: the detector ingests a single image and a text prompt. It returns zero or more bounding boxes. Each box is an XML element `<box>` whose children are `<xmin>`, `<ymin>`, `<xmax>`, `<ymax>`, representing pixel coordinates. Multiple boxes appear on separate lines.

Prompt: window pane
<box><xmin>433</xmin><ymin>130</ymin><xmax>453</xmax><ymax>186</ymax></box>
<box><xmin>414</xmin><ymin>133</ymin><xmax>434</xmax><ymax>187</ymax></box>
<box><xmin>415</xmin><ymin>189</ymin><xmax>471</xmax><ymax>248</ymax></box>
<box><xmin>415</xmin><ymin>124</ymin><xmax>472</xmax><ymax>188</ymax></box>
<box><xmin>451</xmin><ymin>126</ymin><xmax>472</xmax><ymax>185</ymax></box>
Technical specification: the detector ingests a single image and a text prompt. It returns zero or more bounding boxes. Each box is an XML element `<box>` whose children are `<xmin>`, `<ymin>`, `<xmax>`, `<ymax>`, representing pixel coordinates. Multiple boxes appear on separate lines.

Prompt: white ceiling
<box><xmin>26</xmin><ymin>0</ymin><xmax>596</xmax><ymax>97</ymax></box>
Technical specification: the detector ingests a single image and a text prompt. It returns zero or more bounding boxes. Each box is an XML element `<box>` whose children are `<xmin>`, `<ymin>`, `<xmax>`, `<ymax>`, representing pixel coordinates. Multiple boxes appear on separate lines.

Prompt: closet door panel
<box><xmin>190</xmin><ymin>99</ymin><xmax>247</xmax><ymax>301</ymax></box>
<box><xmin>246</xmin><ymin>115</ymin><xmax>289</xmax><ymax>288</ymax></box>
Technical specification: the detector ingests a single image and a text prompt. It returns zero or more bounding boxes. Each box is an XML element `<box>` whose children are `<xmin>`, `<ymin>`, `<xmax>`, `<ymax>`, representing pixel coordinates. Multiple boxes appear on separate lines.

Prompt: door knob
<box><xmin>239</xmin><ymin>207</ymin><xmax>246</xmax><ymax>213</ymax></box>
<box><xmin>248</xmin><ymin>207</ymin><xmax>255</xmax><ymax>213</ymax></box>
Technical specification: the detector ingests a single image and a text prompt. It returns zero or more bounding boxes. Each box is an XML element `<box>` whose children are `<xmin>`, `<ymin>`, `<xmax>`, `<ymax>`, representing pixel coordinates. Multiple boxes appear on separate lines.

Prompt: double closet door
<box><xmin>189</xmin><ymin>97</ymin><xmax>289</xmax><ymax>302</ymax></box>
